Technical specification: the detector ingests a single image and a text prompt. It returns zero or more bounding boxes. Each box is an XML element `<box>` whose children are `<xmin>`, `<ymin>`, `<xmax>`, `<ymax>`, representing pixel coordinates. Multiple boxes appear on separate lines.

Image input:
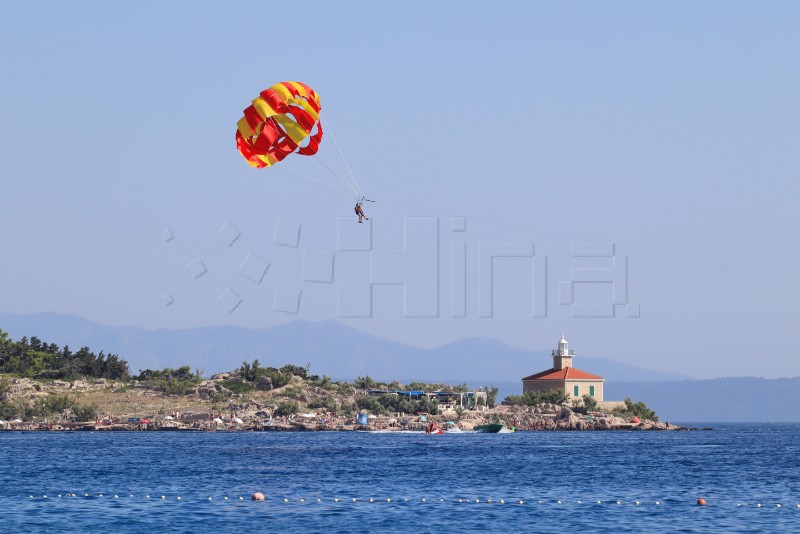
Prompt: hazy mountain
<box><xmin>0</xmin><ymin>313</ymin><xmax>684</xmax><ymax>384</ymax></box>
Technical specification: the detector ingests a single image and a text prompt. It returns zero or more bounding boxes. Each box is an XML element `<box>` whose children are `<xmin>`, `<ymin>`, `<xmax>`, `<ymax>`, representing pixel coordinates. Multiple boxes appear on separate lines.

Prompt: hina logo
<box><xmin>162</xmin><ymin>216</ymin><xmax>639</xmax><ymax>319</ymax></box>
<box><xmin>335</xmin><ymin>216</ymin><xmax>639</xmax><ymax>319</ymax></box>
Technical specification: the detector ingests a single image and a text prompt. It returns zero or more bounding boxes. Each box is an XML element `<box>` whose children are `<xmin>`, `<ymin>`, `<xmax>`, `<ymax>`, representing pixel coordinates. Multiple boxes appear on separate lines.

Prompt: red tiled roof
<box><xmin>522</xmin><ymin>367</ymin><xmax>603</xmax><ymax>381</ymax></box>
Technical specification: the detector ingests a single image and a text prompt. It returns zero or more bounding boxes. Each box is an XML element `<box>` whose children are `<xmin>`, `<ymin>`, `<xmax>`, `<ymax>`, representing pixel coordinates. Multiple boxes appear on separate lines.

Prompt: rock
<box><xmin>256</xmin><ymin>376</ymin><xmax>273</xmax><ymax>391</ymax></box>
<box><xmin>555</xmin><ymin>406</ymin><xmax>574</xmax><ymax>421</ymax></box>
<box><xmin>195</xmin><ymin>381</ymin><xmax>233</xmax><ymax>399</ymax></box>
<box><xmin>72</xmin><ymin>380</ymin><xmax>89</xmax><ymax>389</ymax></box>
<box><xmin>51</xmin><ymin>380</ymin><xmax>70</xmax><ymax>389</ymax></box>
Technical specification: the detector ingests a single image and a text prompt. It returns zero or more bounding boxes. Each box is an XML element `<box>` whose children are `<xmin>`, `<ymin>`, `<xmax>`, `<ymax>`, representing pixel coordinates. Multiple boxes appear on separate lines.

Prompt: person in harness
<box><xmin>354</xmin><ymin>202</ymin><xmax>369</xmax><ymax>223</ymax></box>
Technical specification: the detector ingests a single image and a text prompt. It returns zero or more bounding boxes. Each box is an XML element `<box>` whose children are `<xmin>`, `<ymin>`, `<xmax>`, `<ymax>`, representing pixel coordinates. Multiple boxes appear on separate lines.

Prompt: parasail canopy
<box><xmin>235</xmin><ymin>81</ymin><xmax>364</xmax><ymax>200</ymax></box>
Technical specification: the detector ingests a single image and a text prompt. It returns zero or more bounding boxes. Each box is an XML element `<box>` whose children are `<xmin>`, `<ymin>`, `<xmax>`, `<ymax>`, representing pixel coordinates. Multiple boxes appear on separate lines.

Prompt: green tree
<box><xmin>354</xmin><ymin>376</ymin><xmax>376</xmax><ymax>390</ymax></box>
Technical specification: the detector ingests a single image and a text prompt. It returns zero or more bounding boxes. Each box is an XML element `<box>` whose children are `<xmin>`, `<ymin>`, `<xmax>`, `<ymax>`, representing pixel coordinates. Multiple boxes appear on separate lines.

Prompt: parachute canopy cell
<box><xmin>236</xmin><ymin>81</ymin><xmax>322</xmax><ymax>168</ymax></box>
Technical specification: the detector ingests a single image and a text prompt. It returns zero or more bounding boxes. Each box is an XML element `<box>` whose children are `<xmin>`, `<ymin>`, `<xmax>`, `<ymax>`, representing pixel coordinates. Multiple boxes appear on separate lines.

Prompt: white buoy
<box><xmin>317</xmin><ymin>498</ymin><xmax>321</xmax><ymax>502</ymax></box>
<box><xmin>596</xmin><ymin>501</ymin><xmax>602</xmax><ymax>504</ymax></box>
<box><xmin>439</xmin><ymin>499</ymin><xmax>444</xmax><ymax>502</ymax></box>
<box><xmin>656</xmin><ymin>501</ymin><xmax>661</xmax><ymax>505</ymax></box>
<box><xmin>114</xmin><ymin>495</ymin><xmax>118</xmax><ymax>499</ymax></box>
<box><xmin>43</xmin><ymin>495</ymin><xmax>47</xmax><ymax>499</ymax></box>
<box><xmin>487</xmin><ymin>499</ymin><xmax>493</xmax><ymax>503</ymax></box>
<box><xmin>98</xmin><ymin>494</ymin><xmax>103</xmax><ymax>497</ymax></box>
<box><xmin>757</xmin><ymin>503</ymin><xmax>762</xmax><ymax>508</ymax></box>
<box><xmin>577</xmin><ymin>500</ymin><xmax>582</xmax><ymax>504</ymax></box>
<box><xmin>129</xmin><ymin>495</ymin><xmax>133</xmax><ymax>498</ymax></box>
<box><xmin>84</xmin><ymin>494</ymin><xmax>89</xmax><ymax>497</ymax></box>
<box><xmin>58</xmin><ymin>495</ymin><xmax>62</xmax><ymax>498</ymax></box>
<box><xmin>518</xmin><ymin>500</ymin><xmax>525</xmax><ymax>504</ymax></box>
<box><xmin>635</xmin><ymin>501</ymin><xmax>640</xmax><ymax>505</ymax></box>
<box><xmin>224</xmin><ymin>497</ymin><xmax>228</xmax><ymax>501</ymax></box>
<box><xmin>386</xmin><ymin>498</ymin><xmax>391</xmax><ymax>503</ymax></box>
<box><xmin>146</xmin><ymin>495</ymin><xmax>150</xmax><ymax>499</ymax></box>
<box><xmin>283</xmin><ymin>498</ymin><xmax>288</xmax><ymax>503</ymax></box>
<box><xmin>556</xmin><ymin>500</ymin><xmax>562</xmax><ymax>504</ymax></box>
<box><xmin>776</xmin><ymin>504</ymin><xmax>781</xmax><ymax>508</ymax></box>
<box><xmin>239</xmin><ymin>497</ymin><xmax>244</xmax><ymax>501</ymax></box>
<box><xmin>616</xmin><ymin>501</ymin><xmax>622</xmax><ymax>505</ymax></box>
<box><xmin>208</xmin><ymin>497</ymin><xmax>212</xmax><ymax>501</ymax></box>
<box><xmin>475</xmin><ymin>499</ymin><xmax>479</xmax><ymax>503</ymax></box>
<box><xmin>28</xmin><ymin>496</ymin><xmax>33</xmax><ymax>499</ymax></box>
<box><xmin>300</xmin><ymin>498</ymin><xmax>305</xmax><ymax>502</ymax></box>
<box><xmin>161</xmin><ymin>496</ymin><xmax>166</xmax><ymax>500</ymax></box>
<box><xmin>334</xmin><ymin>498</ymin><xmax>340</xmax><ymax>502</ymax></box>
<box><xmin>368</xmin><ymin>498</ymin><xmax>374</xmax><ymax>503</ymax></box>
<box><xmin>352</xmin><ymin>498</ymin><xmax>357</xmax><ymax>502</ymax></box>
<box><xmin>499</xmin><ymin>499</ymin><xmax>505</xmax><ymax>504</ymax></box>
<box><xmin>736</xmin><ymin>503</ymin><xmax>742</xmax><ymax>507</ymax></box>
<box><xmin>177</xmin><ymin>497</ymin><xmax>182</xmax><ymax>501</ymax></box>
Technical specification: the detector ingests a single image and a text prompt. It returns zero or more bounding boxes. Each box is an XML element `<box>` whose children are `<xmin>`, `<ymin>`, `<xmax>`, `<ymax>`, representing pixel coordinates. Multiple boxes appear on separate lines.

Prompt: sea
<box><xmin>1</xmin><ymin>423</ymin><xmax>798</xmax><ymax>533</ymax></box>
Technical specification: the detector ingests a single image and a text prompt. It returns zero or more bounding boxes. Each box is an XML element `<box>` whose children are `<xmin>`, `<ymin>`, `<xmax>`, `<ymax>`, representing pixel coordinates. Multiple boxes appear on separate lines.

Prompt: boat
<box><xmin>473</xmin><ymin>424</ymin><xmax>507</xmax><ymax>433</ymax></box>
<box><xmin>424</xmin><ymin>422</ymin><xmax>445</xmax><ymax>434</ymax></box>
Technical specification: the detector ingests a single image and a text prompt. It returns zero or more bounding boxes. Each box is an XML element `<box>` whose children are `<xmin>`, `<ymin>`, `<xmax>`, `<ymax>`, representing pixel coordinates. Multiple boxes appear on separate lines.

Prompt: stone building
<box><xmin>521</xmin><ymin>335</ymin><xmax>604</xmax><ymax>401</ymax></box>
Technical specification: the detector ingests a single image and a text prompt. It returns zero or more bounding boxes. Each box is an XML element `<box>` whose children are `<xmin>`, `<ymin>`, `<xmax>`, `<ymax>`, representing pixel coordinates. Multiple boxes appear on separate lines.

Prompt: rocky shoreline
<box><xmin>0</xmin><ymin>375</ymin><xmax>703</xmax><ymax>433</ymax></box>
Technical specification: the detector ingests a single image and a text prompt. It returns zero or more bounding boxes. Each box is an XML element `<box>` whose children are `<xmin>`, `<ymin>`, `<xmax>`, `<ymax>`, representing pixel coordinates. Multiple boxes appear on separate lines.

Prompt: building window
<box><xmin>573</xmin><ymin>385</ymin><xmax>579</xmax><ymax>397</ymax></box>
<box><xmin>589</xmin><ymin>385</ymin><xmax>595</xmax><ymax>397</ymax></box>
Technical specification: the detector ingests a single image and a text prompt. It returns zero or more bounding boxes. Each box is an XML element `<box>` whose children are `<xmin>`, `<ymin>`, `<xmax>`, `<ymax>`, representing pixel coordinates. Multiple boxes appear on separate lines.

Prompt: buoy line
<box><xmin>22</xmin><ymin>494</ymin><xmax>800</xmax><ymax>508</ymax></box>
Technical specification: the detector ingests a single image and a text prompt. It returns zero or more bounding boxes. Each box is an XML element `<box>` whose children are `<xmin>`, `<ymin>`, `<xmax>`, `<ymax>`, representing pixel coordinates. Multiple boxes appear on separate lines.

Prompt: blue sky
<box><xmin>1</xmin><ymin>2</ymin><xmax>798</xmax><ymax>379</ymax></box>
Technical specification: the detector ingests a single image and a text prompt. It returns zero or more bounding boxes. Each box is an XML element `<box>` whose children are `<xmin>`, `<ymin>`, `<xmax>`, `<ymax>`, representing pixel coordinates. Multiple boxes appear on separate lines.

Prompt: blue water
<box><xmin>1</xmin><ymin>424</ymin><xmax>799</xmax><ymax>533</ymax></box>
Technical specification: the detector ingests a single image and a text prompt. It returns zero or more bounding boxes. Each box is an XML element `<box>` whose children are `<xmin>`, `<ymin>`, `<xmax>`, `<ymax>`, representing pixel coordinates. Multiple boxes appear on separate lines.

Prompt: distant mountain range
<box><xmin>0</xmin><ymin>313</ymin><xmax>684</xmax><ymax>384</ymax></box>
<box><xmin>2</xmin><ymin>313</ymin><xmax>798</xmax><ymax>421</ymax></box>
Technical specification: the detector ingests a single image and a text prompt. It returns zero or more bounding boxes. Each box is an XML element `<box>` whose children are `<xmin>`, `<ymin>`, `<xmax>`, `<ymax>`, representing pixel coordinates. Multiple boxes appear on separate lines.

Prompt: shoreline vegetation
<box><xmin>0</xmin><ymin>329</ymin><xmax>694</xmax><ymax>432</ymax></box>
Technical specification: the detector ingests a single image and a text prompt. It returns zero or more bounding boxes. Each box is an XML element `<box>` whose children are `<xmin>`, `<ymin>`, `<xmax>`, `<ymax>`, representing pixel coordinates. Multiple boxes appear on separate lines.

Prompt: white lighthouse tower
<box><xmin>552</xmin><ymin>333</ymin><xmax>574</xmax><ymax>370</ymax></box>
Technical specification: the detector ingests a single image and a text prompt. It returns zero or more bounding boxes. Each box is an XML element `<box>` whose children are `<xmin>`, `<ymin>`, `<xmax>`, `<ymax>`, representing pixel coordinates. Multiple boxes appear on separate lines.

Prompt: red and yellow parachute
<box><xmin>236</xmin><ymin>81</ymin><xmax>322</xmax><ymax>169</ymax></box>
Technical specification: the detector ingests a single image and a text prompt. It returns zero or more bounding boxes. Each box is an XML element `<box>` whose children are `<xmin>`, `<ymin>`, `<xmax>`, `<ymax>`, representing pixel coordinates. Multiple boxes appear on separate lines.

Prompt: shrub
<box><xmin>339</xmin><ymin>402</ymin><xmax>357</xmax><ymax>415</ymax></box>
<box><xmin>307</xmin><ymin>395</ymin><xmax>337</xmax><ymax>413</ymax></box>
<box><xmin>220</xmin><ymin>380</ymin><xmax>255</xmax><ymax>394</ymax></box>
<box><xmin>354</xmin><ymin>376</ymin><xmax>376</xmax><ymax>390</ymax></box>
<box><xmin>612</xmin><ymin>397</ymin><xmax>658</xmax><ymax>422</ymax></box>
<box><xmin>504</xmin><ymin>390</ymin><xmax>570</xmax><ymax>407</ymax></box>
<box><xmin>72</xmin><ymin>404</ymin><xmax>99</xmax><ymax>422</ymax></box>
<box><xmin>45</xmin><ymin>394</ymin><xmax>72</xmax><ymax>414</ymax></box>
<box><xmin>274</xmin><ymin>401</ymin><xmax>300</xmax><ymax>417</ymax></box>
<box><xmin>572</xmin><ymin>394</ymin><xmax>599</xmax><ymax>414</ymax></box>
<box><xmin>356</xmin><ymin>396</ymin><xmax>386</xmax><ymax>415</ymax></box>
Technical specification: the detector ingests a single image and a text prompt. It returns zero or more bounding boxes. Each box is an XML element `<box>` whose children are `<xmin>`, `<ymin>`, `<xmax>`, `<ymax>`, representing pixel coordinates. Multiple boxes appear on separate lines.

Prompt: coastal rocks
<box><xmin>195</xmin><ymin>381</ymin><xmax>233</xmax><ymax>399</ymax></box>
<box><xmin>71</xmin><ymin>380</ymin><xmax>89</xmax><ymax>390</ymax></box>
<box><xmin>51</xmin><ymin>380</ymin><xmax>71</xmax><ymax>389</ymax></box>
<box><xmin>256</xmin><ymin>376</ymin><xmax>273</xmax><ymax>391</ymax></box>
<box><xmin>555</xmin><ymin>406</ymin><xmax>574</xmax><ymax>421</ymax></box>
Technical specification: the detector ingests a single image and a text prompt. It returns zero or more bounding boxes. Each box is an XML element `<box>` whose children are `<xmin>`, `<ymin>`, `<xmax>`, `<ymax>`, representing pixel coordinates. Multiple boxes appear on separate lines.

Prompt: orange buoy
<box><xmin>251</xmin><ymin>492</ymin><xmax>265</xmax><ymax>501</ymax></box>
<box><xmin>697</xmin><ymin>498</ymin><xmax>707</xmax><ymax>506</ymax></box>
